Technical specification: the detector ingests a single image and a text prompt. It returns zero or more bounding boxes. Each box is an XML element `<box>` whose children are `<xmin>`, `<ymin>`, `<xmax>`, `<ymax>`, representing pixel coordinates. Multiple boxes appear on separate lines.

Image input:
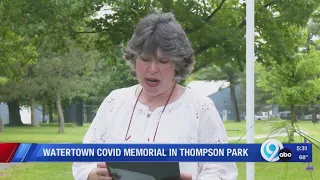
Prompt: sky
<box><xmin>186</xmin><ymin>80</ymin><xmax>230</xmax><ymax>96</ymax></box>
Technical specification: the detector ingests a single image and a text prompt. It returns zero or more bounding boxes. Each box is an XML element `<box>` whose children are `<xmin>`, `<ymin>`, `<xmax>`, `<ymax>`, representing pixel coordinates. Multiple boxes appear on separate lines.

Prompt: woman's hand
<box><xmin>180</xmin><ymin>172</ymin><xmax>192</xmax><ymax>180</ymax></box>
<box><xmin>88</xmin><ymin>162</ymin><xmax>116</xmax><ymax>180</ymax></box>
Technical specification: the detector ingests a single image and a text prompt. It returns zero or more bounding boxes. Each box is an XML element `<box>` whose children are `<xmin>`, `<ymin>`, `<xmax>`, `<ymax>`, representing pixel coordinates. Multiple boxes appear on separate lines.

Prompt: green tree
<box><xmin>0</xmin><ymin>1</ymin><xmax>36</xmax><ymax>126</ymax></box>
<box><xmin>83</xmin><ymin>0</ymin><xmax>320</xmax><ymax>68</ymax></box>
<box><xmin>257</xmin><ymin>46</ymin><xmax>320</xmax><ymax>142</ymax></box>
<box><xmin>31</xmin><ymin>42</ymin><xmax>104</xmax><ymax>132</ymax></box>
<box><xmin>0</xmin><ymin>0</ymin><xmax>107</xmax><ymax>128</ymax></box>
<box><xmin>0</xmin><ymin>2</ymin><xmax>38</xmax><ymax>82</ymax></box>
<box><xmin>83</xmin><ymin>0</ymin><xmax>320</xmax><ymax>123</ymax></box>
<box><xmin>234</xmin><ymin>62</ymin><xmax>274</xmax><ymax>116</ymax></box>
<box><xmin>2</xmin><ymin>0</ymin><xmax>320</xmax><ymax>127</ymax></box>
<box><xmin>254</xmin><ymin>64</ymin><xmax>273</xmax><ymax>113</ymax></box>
<box><xmin>307</xmin><ymin>7</ymin><xmax>320</xmax><ymax>50</ymax></box>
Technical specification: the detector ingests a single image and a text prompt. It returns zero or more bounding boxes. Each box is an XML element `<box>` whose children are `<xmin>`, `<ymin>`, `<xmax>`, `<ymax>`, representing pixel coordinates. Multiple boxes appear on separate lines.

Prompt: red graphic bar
<box><xmin>0</xmin><ymin>143</ymin><xmax>20</xmax><ymax>163</ymax></box>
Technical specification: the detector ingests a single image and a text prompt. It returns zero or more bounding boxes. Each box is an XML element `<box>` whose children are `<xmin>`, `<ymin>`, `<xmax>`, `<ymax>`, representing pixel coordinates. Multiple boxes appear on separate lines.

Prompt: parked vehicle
<box><xmin>304</xmin><ymin>114</ymin><xmax>320</xmax><ymax>120</ymax></box>
<box><xmin>277</xmin><ymin>111</ymin><xmax>298</xmax><ymax>120</ymax></box>
<box><xmin>254</xmin><ymin>112</ymin><xmax>269</xmax><ymax>120</ymax></box>
<box><xmin>277</xmin><ymin>111</ymin><xmax>291</xmax><ymax>120</ymax></box>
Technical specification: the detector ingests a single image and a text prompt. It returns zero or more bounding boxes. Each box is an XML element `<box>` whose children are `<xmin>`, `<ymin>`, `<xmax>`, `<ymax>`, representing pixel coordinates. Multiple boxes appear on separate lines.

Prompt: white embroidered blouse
<box><xmin>72</xmin><ymin>85</ymin><xmax>238</xmax><ymax>180</ymax></box>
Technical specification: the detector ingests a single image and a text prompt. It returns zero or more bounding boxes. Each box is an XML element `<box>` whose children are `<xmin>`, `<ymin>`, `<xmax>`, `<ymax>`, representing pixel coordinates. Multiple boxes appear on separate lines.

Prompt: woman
<box><xmin>72</xmin><ymin>11</ymin><xmax>238</xmax><ymax>180</ymax></box>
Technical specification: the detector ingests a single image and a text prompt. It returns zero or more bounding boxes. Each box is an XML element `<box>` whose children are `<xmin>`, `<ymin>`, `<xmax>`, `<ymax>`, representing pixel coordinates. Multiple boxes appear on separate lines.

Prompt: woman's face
<box><xmin>135</xmin><ymin>49</ymin><xmax>176</xmax><ymax>96</ymax></box>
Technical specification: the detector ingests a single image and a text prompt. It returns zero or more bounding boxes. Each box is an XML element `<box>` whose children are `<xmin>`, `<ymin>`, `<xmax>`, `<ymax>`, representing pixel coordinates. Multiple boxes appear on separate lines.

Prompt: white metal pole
<box><xmin>246</xmin><ymin>0</ymin><xmax>255</xmax><ymax>180</ymax></box>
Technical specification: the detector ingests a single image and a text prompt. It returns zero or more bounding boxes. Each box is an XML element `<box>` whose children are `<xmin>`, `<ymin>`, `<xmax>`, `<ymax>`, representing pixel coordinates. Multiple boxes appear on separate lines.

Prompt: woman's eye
<box><xmin>141</xmin><ymin>58</ymin><xmax>149</xmax><ymax>61</ymax></box>
<box><xmin>160</xmin><ymin>60</ymin><xmax>169</xmax><ymax>64</ymax></box>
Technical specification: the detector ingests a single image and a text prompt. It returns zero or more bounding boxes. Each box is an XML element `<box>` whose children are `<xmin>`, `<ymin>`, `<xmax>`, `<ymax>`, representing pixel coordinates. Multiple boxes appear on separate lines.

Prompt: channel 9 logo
<box><xmin>260</xmin><ymin>139</ymin><xmax>292</xmax><ymax>162</ymax></box>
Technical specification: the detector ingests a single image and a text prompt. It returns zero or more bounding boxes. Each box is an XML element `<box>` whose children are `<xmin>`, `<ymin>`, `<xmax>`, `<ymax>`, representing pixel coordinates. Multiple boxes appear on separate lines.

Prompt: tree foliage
<box><xmin>257</xmin><ymin>45</ymin><xmax>320</xmax><ymax>138</ymax></box>
<box><xmin>84</xmin><ymin>0</ymin><xmax>320</xmax><ymax>70</ymax></box>
<box><xmin>257</xmin><ymin>47</ymin><xmax>320</xmax><ymax>107</ymax></box>
<box><xmin>0</xmin><ymin>1</ymin><xmax>38</xmax><ymax>84</ymax></box>
<box><xmin>1</xmin><ymin>0</ymin><xmax>320</xmax><ymax>129</ymax></box>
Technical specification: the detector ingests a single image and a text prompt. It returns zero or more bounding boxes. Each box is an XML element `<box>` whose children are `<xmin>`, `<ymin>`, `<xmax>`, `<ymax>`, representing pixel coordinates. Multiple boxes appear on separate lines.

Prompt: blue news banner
<box><xmin>10</xmin><ymin>140</ymin><xmax>312</xmax><ymax>163</ymax></box>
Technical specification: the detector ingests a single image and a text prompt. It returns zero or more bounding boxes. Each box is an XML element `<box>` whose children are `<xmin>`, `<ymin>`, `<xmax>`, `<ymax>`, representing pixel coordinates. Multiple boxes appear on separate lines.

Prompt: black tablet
<box><xmin>106</xmin><ymin>162</ymin><xmax>180</xmax><ymax>180</ymax></box>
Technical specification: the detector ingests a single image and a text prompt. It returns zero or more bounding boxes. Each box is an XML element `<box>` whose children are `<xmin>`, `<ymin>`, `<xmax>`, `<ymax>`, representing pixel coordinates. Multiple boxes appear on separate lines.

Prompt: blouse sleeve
<box><xmin>72</xmin><ymin>91</ymin><xmax>116</xmax><ymax>180</ymax></box>
<box><xmin>196</xmin><ymin>97</ymin><xmax>238</xmax><ymax>180</ymax></box>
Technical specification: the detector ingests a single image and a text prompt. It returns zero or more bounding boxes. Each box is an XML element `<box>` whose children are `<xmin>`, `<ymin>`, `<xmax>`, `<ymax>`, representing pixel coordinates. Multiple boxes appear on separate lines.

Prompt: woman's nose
<box><xmin>148</xmin><ymin>61</ymin><xmax>159</xmax><ymax>74</ymax></box>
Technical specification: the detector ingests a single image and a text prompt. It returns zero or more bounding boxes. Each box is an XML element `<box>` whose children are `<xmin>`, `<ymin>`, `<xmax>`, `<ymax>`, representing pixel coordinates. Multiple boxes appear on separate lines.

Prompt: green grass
<box><xmin>0</xmin><ymin>121</ymin><xmax>319</xmax><ymax>180</ymax></box>
<box><xmin>0</xmin><ymin>124</ymin><xmax>90</xmax><ymax>143</ymax></box>
<box><xmin>224</xmin><ymin>119</ymin><xmax>289</xmax><ymax>137</ymax></box>
<box><xmin>0</xmin><ymin>124</ymin><xmax>90</xmax><ymax>180</ymax></box>
<box><xmin>227</xmin><ymin>120</ymin><xmax>320</xmax><ymax>180</ymax></box>
<box><xmin>0</xmin><ymin>163</ymin><xmax>74</xmax><ymax>180</ymax></box>
<box><xmin>224</xmin><ymin>120</ymin><xmax>275</xmax><ymax>137</ymax></box>
<box><xmin>225</xmin><ymin>120</ymin><xmax>319</xmax><ymax>140</ymax></box>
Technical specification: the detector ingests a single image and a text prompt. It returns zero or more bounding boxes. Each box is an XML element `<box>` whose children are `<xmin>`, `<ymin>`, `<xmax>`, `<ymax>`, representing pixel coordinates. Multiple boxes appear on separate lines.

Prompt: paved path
<box><xmin>0</xmin><ymin>163</ymin><xmax>17</xmax><ymax>171</ymax></box>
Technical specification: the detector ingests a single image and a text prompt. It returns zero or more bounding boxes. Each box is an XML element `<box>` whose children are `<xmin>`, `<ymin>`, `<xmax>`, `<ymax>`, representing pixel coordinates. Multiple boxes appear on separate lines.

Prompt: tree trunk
<box><xmin>48</xmin><ymin>100</ymin><xmax>53</xmax><ymax>123</ymax></box>
<box><xmin>56</xmin><ymin>91</ymin><xmax>64</xmax><ymax>133</ymax></box>
<box><xmin>30</xmin><ymin>97</ymin><xmax>38</xmax><ymax>126</ymax></box>
<box><xmin>230</xmin><ymin>84</ymin><xmax>241</xmax><ymax>122</ymax></box>
<box><xmin>0</xmin><ymin>116</ymin><xmax>3</xmax><ymax>132</ymax></box>
<box><xmin>86</xmin><ymin>104</ymin><xmax>95</xmax><ymax>123</ymax></box>
<box><xmin>316</xmin><ymin>107</ymin><xmax>319</xmax><ymax>123</ymax></box>
<box><xmin>289</xmin><ymin>104</ymin><xmax>295</xmax><ymax>143</ymax></box>
<box><xmin>312</xmin><ymin>106</ymin><xmax>317</xmax><ymax>124</ymax></box>
<box><xmin>301</xmin><ymin>106</ymin><xmax>305</xmax><ymax>120</ymax></box>
<box><xmin>42</xmin><ymin>105</ymin><xmax>46</xmax><ymax>123</ymax></box>
<box><xmin>8</xmin><ymin>99</ymin><xmax>23</xmax><ymax>126</ymax></box>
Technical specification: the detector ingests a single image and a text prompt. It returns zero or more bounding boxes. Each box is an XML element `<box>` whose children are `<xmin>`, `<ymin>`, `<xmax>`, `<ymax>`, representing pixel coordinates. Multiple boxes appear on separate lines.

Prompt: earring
<box><xmin>130</xmin><ymin>71</ymin><xmax>136</xmax><ymax>77</ymax></box>
<box><xmin>175</xmin><ymin>70</ymin><xmax>180</xmax><ymax>76</ymax></box>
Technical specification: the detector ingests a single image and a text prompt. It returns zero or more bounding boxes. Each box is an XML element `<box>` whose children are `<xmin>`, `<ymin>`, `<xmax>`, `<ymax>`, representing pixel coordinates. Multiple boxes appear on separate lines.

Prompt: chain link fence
<box><xmin>213</xmin><ymin>103</ymin><xmax>319</xmax><ymax>122</ymax></box>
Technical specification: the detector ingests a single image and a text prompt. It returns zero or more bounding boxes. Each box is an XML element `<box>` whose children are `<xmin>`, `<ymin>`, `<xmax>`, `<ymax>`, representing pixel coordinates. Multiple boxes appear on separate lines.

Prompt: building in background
<box><xmin>207</xmin><ymin>85</ymin><xmax>246</xmax><ymax>121</ymax></box>
<box><xmin>187</xmin><ymin>80</ymin><xmax>278</xmax><ymax>121</ymax></box>
<box><xmin>187</xmin><ymin>80</ymin><xmax>245</xmax><ymax>121</ymax></box>
<box><xmin>0</xmin><ymin>102</ymin><xmax>44</xmax><ymax>124</ymax></box>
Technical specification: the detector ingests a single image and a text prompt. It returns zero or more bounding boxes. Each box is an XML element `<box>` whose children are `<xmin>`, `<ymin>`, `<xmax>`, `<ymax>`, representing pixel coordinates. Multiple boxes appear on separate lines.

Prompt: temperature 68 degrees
<box><xmin>299</xmin><ymin>155</ymin><xmax>309</xmax><ymax>160</ymax></box>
